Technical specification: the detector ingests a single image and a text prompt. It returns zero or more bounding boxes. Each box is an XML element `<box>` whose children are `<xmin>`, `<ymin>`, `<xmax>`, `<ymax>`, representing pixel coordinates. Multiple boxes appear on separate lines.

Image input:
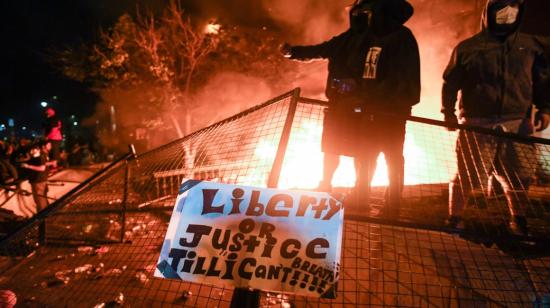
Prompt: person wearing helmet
<box><xmin>442</xmin><ymin>0</ymin><xmax>550</xmax><ymax>235</ymax></box>
<box><xmin>281</xmin><ymin>0</ymin><xmax>420</xmax><ymax>217</ymax></box>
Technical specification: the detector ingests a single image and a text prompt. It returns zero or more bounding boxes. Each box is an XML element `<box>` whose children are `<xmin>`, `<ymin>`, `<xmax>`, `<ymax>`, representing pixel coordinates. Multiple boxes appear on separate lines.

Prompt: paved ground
<box><xmin>1</xmin><ymin>209</ymin><xmax>549</xmax><ymax>307</ymax></box>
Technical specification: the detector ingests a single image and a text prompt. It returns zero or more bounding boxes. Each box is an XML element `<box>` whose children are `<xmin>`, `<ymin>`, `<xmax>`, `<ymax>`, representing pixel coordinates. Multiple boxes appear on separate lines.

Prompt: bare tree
<box><xmin>49</xmin><ymin>0</ymin><xmax>298</xmax><ymax>149</ymax></box>
<box><xmin>51</xmin><ymin>1</ymin><xmax>220</xmax><ymax>138</ymax></box>
<box><xmin>131</xmin><ymin>0</ymin><xmax>220</xmax><ymax>136</ymax></box>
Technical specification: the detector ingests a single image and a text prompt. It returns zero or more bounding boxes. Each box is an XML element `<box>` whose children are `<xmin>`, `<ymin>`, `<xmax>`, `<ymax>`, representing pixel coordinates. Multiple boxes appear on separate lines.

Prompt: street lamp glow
<box><xmin>205</xmin><ymin>23</ymin><xmax>221</xmax><ymax>35</ymax></box>
<box><xmin>40</xmin><ymin>101</ymin><xmax>48</xmax><ymax>108</ymax></box>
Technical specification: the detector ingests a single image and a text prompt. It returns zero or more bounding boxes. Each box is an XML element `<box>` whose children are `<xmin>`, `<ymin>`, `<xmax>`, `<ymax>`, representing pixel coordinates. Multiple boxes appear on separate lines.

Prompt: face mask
<box><xmin>495</xmin><ymin>5</ymin><xmax>519</xmax><ymax>24</ymax></box>
<box><xmin>351</xmin><ymin>8</ymin><xmax>373</xmax><ymax>29</ymax></box>
<box><xmin>350</xmin><ymin>0</ymin><xmax>376</xmax><ymax>32</ymax></box>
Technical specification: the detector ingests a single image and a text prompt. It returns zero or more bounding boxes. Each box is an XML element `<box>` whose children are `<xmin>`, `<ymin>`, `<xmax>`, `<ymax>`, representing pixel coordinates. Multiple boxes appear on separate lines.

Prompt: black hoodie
<box><xmin>289</xmin><ymin>0</ymin><xmax>420</xmax><ymax>115</ymax></box>
<box><xmin>441</xmin><ymin>0</ymin><xmax>550</xmax><ymax>120</ymax></box>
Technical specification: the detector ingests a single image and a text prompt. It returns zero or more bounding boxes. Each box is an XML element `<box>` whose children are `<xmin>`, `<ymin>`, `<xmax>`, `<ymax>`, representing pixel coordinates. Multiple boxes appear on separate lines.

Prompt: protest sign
<box><xmin>155</xmin><ymin>180</ymin><xmax>344</xmax><ymax>298</ymax></box>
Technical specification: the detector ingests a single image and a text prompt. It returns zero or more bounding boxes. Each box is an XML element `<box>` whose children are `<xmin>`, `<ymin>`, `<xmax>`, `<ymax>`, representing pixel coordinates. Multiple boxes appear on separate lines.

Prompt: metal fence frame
<box><xmin>1</xmin><ymin>88</ymin><xmax>549</xmax><ymax>307</ymax></box>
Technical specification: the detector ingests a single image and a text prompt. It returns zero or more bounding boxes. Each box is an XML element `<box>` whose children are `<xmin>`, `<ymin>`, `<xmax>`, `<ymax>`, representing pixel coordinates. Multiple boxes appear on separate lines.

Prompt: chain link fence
<box><xmin>0</xmin><ymin>89</ymin><xmax>549</xmax><ymax>307</ymax></box>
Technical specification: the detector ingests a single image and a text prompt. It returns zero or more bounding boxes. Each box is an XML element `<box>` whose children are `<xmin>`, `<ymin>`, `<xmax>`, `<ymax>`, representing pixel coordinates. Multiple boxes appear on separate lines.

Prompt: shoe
<box><xmin>445</xmin><ymin>215</ymin><xmax>463</xmax><ymax>229</ymax></box>
<box><xmin>509</xmin><ymin>216</ymin><xmax>529</xmax><ymax>236</ymax></box>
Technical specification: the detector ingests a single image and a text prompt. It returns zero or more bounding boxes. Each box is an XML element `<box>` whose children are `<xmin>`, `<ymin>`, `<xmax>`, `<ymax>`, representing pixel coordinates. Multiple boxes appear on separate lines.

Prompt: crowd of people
<box><xmin>1</xmin><ymin>107</ymin><xmax>101</xmax><ymax>217</ymax></box>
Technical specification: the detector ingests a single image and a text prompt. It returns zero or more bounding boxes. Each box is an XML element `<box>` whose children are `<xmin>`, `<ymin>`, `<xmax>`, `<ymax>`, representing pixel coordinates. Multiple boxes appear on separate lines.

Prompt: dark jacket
<box><xmin>289</xmin><ymin>1</ymin><xmax>420</xmax><ymax>115</ymax></box>
<box><xmin>27</xmin><ymin>154</ymin><xmax>48</xmax><ymax>184</ymax></box>
<box><xmin>441</xmin><ymin>0</ymin><xmax>550</xmax><ymax>120</ymax></box>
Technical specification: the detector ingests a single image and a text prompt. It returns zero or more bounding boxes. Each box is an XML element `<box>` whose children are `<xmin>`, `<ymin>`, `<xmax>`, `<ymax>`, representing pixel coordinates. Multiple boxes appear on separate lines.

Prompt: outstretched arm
<box><xmin>21</xmin><ymin>163</ymin><xmax>46</xmax><ymax>172</ymax></box>
<box><xmin>281</xmin><ymin>34</ymin><xmax>342</xmax><ymax>61</ymax></box>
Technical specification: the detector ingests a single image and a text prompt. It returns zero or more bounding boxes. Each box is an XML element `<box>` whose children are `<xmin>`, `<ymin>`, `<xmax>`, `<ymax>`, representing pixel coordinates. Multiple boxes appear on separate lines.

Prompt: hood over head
<box><xmin>481</xmin><ymin>0</ymin><xmax>525</xmax><ymax>36</ymax></box>
<box><xmin>349</xmin><ymin>0</ymin><xmax>413</xmax><ymax>34</ymax></box>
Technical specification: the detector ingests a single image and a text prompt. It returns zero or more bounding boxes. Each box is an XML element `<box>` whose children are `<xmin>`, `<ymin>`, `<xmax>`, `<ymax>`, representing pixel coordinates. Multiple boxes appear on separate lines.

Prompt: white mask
<box><xmin>495</xmin><ymin>5</ymin><xmax>519</xmax><ymax>25</ymax></box>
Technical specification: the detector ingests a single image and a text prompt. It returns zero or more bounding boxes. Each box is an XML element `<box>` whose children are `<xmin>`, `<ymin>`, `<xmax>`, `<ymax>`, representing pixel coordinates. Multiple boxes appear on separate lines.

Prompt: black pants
<box><xmin>49</xmin><ymin>139</ymin><xmax>61</xmax><ymax>162</ymax></box>
<box><xmin>356</xmin><ymin>114</ymin><xmax>406</xmax><ymax>208</ymax></box>
<box><xmin>31</xmin><ymin>181</ymin><xmax>49</xmax><ymax>213</ymax></box>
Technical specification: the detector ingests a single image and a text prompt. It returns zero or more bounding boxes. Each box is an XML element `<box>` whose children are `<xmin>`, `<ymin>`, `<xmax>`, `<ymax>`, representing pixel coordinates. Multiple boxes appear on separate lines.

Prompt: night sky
<box><xmin>0</xmin><ymin>0</ymin><xmax>167</xmax><ymax>132</ymax></box>
<box><xmin>0</xmin><ymin>0</ymin><xmax>282</xmax><ymax>133</ymax></box>
<box><xmin>0</xmin><ymin>0</ymin><xmax>548</xmax><ymax>133</ymax></box>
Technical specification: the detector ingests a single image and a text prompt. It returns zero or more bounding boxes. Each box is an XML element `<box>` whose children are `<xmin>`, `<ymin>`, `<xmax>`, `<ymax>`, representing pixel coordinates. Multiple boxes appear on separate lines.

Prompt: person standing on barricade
<box><xmin>441</xmin><ymin>0</ymin><xmax>550</xmax><ymax>235</ymax></box>
<box><xmin>281</xmin><ymin>0</ymin><xmax>420</xmax><ymax>217</ymax></box>
<box><xmin>43</xmin><ymin>107</ymin><xmax>63</xmax><ymax>173</ymax></box>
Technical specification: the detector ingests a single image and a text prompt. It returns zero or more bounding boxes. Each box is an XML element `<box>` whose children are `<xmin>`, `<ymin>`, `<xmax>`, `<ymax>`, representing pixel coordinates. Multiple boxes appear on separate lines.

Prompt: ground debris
<box><xmin>174</xmin><ymin>290</ymin><xmax>192</xmax><ymax>303</ymax></box>
<box><xmin>74</xmin><ymin>264</ymin><xmax>94</xmax><ymax>274</ymax></box>
<box><xmin>49</xmin><ymin>254</ymin><xmax>67</xmax><ymax>262</ymax></box>
<box><xmin>95</xmin><ymin>246</ymin><xmax>110</xmax><ymax>255</ymax></box>
<box><xmin>263</xmin><ymin>293</ymin><xmax>293</xmax><ymax>308</ymax></box>
<box><xmin>135</xmin><ymin>270</ymin><xmax>149</xmax><ymax>284</ymax></box>
<box><xmin>77</xmin><ymin>246</ymin><xmax>94</xmax><ymax>255</ymax></box>
<box><xmin>93</xmin><ymin>292</ymin><xmax>124</xmax><ymax>308</ymax></box>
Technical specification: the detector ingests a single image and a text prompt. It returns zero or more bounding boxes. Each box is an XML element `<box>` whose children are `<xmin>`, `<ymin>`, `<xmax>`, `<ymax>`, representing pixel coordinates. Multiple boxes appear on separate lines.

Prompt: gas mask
<box><xmin>350</xmin><ymin>0</ymin><xmax>377</xmax><ymax>33</ymax></box>
<box><xmin>487</xmin><ymin>1</ymin><xmax>522</xmax><ymax>36</ymax></box>
<box><xmin>351</xmin><ymin>8</ymin><xmax>373</xmax><ymax>31</ymax></box>
<box><xmin>495</xmin><ymin>5</ymin><xmax>519</xmax><ymax>24</ymax></box>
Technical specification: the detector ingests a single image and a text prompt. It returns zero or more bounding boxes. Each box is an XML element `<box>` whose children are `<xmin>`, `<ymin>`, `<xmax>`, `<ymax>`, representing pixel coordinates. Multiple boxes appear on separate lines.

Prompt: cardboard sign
<box><xmin>155</xmin><ymin>180</ymin><xmax>344</xmax><ymax>298</ymax></box>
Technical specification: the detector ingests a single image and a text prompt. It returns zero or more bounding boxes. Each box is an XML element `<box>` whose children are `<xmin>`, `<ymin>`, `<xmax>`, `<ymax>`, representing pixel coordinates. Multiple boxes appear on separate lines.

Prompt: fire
<box><xmin>253</xmin><ymin>119</ymin><xmax>455</xmax><ymax>190</ymax></box>
<box><xmin>204</xmin><ymin>23</ymin><xmax>221</xmax><ymax>35</ymax></box>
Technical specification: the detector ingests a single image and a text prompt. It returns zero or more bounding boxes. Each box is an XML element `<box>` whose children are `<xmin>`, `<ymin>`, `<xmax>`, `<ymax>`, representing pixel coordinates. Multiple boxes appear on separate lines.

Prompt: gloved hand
<box><xmin>280</xmin><ymin>43</ymin><xmax>292</xmax><ymax>58</ymax></box>
<box><xmin>534</xmin><ymin>111</ymin><xmax>550</xmax><ymax>131</ymax></box>
<box><xmin>444</xmin><ymin>113</ymin><xmax>458</xmax><ymax>132</ymax></box>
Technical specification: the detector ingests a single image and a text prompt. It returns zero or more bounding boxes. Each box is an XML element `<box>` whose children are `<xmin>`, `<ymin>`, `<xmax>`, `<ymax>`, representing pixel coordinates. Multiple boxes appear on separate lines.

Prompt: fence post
<box><xmin>38</xmin><ymin>219</ymin><xmax>46</xmax><ymax>246</ymax></box>
<box><xmin>120</xmin><ymin>161</ymin><xmax>129</xmax><ymax>243</ymax></box>
<box><xmin>120</xmin><ymin>145</ymin><xmax>137</xmax><ymax>243</ymax></box>
<box><xmin>267</xmin><ymin>88</ymin><xmax>301</xmax><ymax>188</ymax></box>
<box><xmin>229</xmin><ymin>89</ymin><xmax>301</xmax><ymax>308</ymax></box>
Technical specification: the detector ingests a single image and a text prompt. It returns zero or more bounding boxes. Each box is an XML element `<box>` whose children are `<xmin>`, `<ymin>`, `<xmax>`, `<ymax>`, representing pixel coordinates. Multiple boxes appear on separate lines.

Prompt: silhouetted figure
<box><xmin>282</xmin><ymin>0</ymin><xmax>420</xmax><ymax>216</ymax></box>
<box><xmin>43</xmin><ymin>107</ymin><xmax>63</xmax><ymax>171</ymax></box>
<box><xmin>20</xmin><ymin>143</ymin><xmax>49</xmax><ymax>213</ymax></box>
<box><xmin>0</xmin><ymin>142</ymin><xmax>18</xmax><ymax>186</ymax></box>
<box><xmin>442</xmin><ymin>0</ymin><xmax>550</xmax><ymax>235</ymax></box>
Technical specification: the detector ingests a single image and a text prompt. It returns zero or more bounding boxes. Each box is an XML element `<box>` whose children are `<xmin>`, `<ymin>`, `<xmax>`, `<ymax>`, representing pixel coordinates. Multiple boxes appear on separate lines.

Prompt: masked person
<box><xmin>282</xmin><ymin>0</ymin><xmax>420</xmax><ymax>216</ymax></box>
<box><xmin>442</xmin><ymin>0</ymin><xmax>550</xmax><ymax>235</ymax></box>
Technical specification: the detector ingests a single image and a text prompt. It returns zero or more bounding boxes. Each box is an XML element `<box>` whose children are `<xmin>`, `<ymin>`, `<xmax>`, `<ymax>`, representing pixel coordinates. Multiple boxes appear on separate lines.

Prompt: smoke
<box><xmin>407</xmin><ymin>0</ymin><xmax>482</xmax><ymax>119</ymax></box>
<box><xmin>257</xmin><ymin>0</ymin><xmax>483</xmax><ymax>118</ymax></box>
<box><xmin>189</xmin><ymin>72</ymin><xmax>274</xmax><ymax>129</ymax></box>
<box><xmin>86</xmin><ymin>0</ymin><xmax>486</xmax><ymax>153</ymax></box>
<box><xmin>260</xmin><ymin>0</ymin><xmax>349</xmax><ymax>44</ymax></box>
<box><xmin>206</xmin><ymin>0</ymin><xmax>483</xmax><ymax>118</ymax></box>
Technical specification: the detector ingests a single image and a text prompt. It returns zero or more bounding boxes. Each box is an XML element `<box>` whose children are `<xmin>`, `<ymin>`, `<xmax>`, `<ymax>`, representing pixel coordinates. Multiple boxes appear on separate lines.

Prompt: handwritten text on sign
<box><xmin>155</xmin><ymin>180</ymin><xmax>344</xmax><ymax>298</ymax></box>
